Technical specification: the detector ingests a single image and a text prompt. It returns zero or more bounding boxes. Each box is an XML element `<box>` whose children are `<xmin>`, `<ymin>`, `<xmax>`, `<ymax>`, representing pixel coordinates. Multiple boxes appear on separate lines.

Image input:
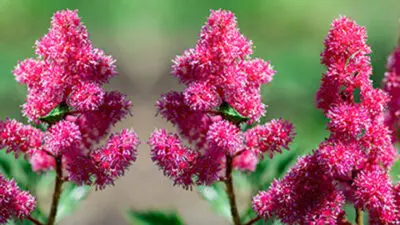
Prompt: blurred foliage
<box><xmin>1</xmin><ymin>0</ymin><xmax>400</xmax><ymax>224</ymax></box>
<box><xmin>126</xmin><ymin>210</ymin><xmax>184</xmax><ymax>225</ymax></box>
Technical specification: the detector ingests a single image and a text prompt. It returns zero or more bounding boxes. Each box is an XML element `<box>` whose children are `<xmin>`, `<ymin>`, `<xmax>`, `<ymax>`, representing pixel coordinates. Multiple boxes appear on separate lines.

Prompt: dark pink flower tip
<box><xmin>148</xmin><ymin>129</ymin><xmax>198</xmax><ymax>189</ymax></box>
<box><xmin>44</xmin><ymin>120</ymin><xmax>82</xmax><ymax>155</ymax></box>
<box><xmin>321</xmin><ymin>16</ymin><xmax>370</xmax><ymax>67</ymax></box>
<box><xmin>92</xmin><ymin>129</ymin><xmax>139</xmax><ymax>189</ymax></box>
<box><xmin>0</xmin><ymin>173</ymin><xmax>36</xmax><ymax>224</ymax></box>
<box><xmin>170</xmin><ymin>9</ymin><xmax>273</xmax><ymax>122</ymax></box>
<box><xmin>245</xmin><ymin>119</ymin><xmax>295</xmax><ymax>158</ymax></box>
<box><xmin>67</xmin><ymin>82</ymin><xmax>105</xmax><ymax>111</ymax></box>
<box><xmin>14</xmin><ymin>9</ymin><xmax>117</xmax><ymax>121</ymax></box>
<box><xmin>233</xmin><ymin>149</ymin><xmax>258</xmax><ymax>172</ymax></box>
<box><xmin>183</xmin><ymin>82</ymin><xmax>221</xmax><ymax>111</ymax></box>
<box><xmin>353</xmin><ymin>168</ymin><xmax>398</xmax><ymax>224</ymax></box>
<box><xmin>0</xmin><ymin>119</ymin><xmax>43</xmax><ymax>156</ymax></box>
<box><xmin>206</xmin><ymin>120</ymin><xmax>243</xmax><ymax>155</ymax></box>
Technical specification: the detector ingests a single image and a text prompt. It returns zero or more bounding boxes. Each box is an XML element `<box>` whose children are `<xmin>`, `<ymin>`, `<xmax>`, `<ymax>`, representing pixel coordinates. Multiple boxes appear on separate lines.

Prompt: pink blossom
<box><xmin>0</xmin><ymin>119</ymin><xmax>43</xmax><ymax>156</ymax></box>
<box><xmin>252</xmin><ymin>155</ymin><xmax>345</xmax><ymax>224</ymax></box>
<box><xmin>233</xmin><ymin>149</ymin><xmax>258</xmax><ymax>172</ymax></box>
<box><xmin>326</xmin><ymin>103</ymin><xmax>370</xmax><ymax>137</ymax></box>
<box><xmin>253</xmin><ymin>16</ymin><xmax>398</xmax><ymax>224</ymax></box>
<box><xmin>67</xmin><ymin>82</ymin><xmax>105</xmax><ymax>111</ymax></box>
<box><xmin>92</xmin><ymin>129</ymin><xmax>139</xmax><ymax>189</ymax></box>
<box><xmin>183</xmin><ymin>82</ymin><xmax>221</xmax><ymax>111</ymax></box>
<box><xmin>76</xmin><ymin>91</ymin><xmax>132</xmax><ymax>149</ymax></box>
<box><xmin>207</xmin><ymin>120</ymin><xmax>243</xmax><ymax>155</ymax></box>
<box><xmin>384</xmin><ymin>47</ymin><xmax>400</xmax><ymax>142</ymax></box>
<box><xmin>29</xmin><ymin>150</ymin><xmax>55</xmax><ymax>172</ymax></box>
<box><xmin>316</xmin><ymin>140</ymin><xmax>366</xmax><ymax>179</ymax></box>
<box><xmin>245</xmin><ymin>119</ymin><xmax>295</xmax><ymax>158</ymax></box>
<box><xmin>44</xmin><ymin>120</ymin><xmax>82</xmax><ymax>155</ymax></box>
<box><xmin>2</xmin><ymin>9</ymin><xmax>139</xmax><ymax>193</ymax></box>
<box><xmin>353</xmin><ymin>167</ymin><xmax>398</xmax><ymax>224</ymax></box>
<box><xmin>148</xmin><ymin>129</ymin><xmax>198</xmax><ymax>189</ymax></box>
<box><xmin>156</xmin><ymin>91</ymin><xmax>217</xmax><ymax>149</ymax></box>
<box><xmin>171</xmin><ymin>9</ymin><xmax>275</xmax><ymax>121</ymax></box>
<box><xmin>0</xmin><ymin>174</ymin><xmax>36</xmax><ymax>224</ymax></box>
<box><xmin>13</xmin><ymin>9</ymin><xmax>116</xmax><ymax>121</ymax></box>
<box><xmin>152</xmin><ymin>9</ymin><xmax>294</xmax><ymax>190</ymax></box>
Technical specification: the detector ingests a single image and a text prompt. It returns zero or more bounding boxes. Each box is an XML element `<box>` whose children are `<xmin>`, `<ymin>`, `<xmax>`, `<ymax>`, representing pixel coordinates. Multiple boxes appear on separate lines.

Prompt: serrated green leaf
<box><xmin>218</xmin><ymin>102</ymin><xmax>250</xmax><ymax>124</ymax></box>
<box><xmin>39</xmin><ymin>102</ymin><xmax>70</xmax><ymax>124</ymax></box>
<box><xmin>126</xmin><ymin>210</ymin><xmax>185</xmax><ymax>225</ymax></box>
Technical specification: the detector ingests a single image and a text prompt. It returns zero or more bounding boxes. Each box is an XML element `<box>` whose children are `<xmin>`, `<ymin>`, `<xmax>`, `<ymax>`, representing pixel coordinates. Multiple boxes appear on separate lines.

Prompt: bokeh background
<box><xmin>0</xmin><ymin>0</ymin><xmax>400</xmax><ymax>224</ymax></box>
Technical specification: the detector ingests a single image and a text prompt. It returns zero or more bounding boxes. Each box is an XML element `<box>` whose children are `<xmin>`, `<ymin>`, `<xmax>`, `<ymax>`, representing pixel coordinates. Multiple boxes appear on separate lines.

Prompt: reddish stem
<box><xmin>243</xmin><ymin>216</ymin><xmax>261</xmax><ymax>225</ymax></box>
<box><xmin>27</xmin><ymin>215</ymin><xmax>44</xmax><ymax>225</ymax></box>
<box><xmin>224</xmin><ymin>154</ymin><xmax>241</xmax><ymax>225</ymax></box>
<box><xmin>46</xmin><ymin>156</ymin><xmax>64</xmax><ymax>225</ymax></box>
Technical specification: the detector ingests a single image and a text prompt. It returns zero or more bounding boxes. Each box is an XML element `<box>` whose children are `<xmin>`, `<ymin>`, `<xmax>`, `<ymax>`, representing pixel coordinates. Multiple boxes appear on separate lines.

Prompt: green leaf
<box><xmin>56</xmin><ymin>183</ymin><xmax>91</xmax><ymax>221</ymax></box>
<box><xmin>126</xmin><ymin>210</ymin><xmax>185</xmax><ymax>225</ymax></box>
<box><xmin>0</xmin><ymin>153</ymin><xmax>12</xmax><ymax>176</ymax></box>
<box><xmin>197</xmin><ymin>183</ymin><xmax>231</xmax><ymax>219</ymax></box>
<box><xmin>39</xmin><ymin>102</ymin><xmax>70</xmax><ymax>124</ymax></box>
<box><xmin>35</xmin><ymin>172</ymin><xmax>91</xmax><ymax>223</ymax></box>
<box><xmin>218</xmin><ymin>102</ymin><xmax>250</xmax><ymax>124</ymax></box>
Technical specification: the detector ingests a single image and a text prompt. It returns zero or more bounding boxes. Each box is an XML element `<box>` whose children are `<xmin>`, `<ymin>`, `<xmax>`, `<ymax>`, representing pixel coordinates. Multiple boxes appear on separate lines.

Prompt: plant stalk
<box><xmin>27</xmin><ymin>215</ymin><xmax>44</xmax><ymax>225</ymax></box>
<box><xmin>355</xmin><ymin>207</ymin><xmax>363</xmax><ymax>225</ymax></box>
<box><xmin>243</xmin><ymin>216</ymin><xmax>261</xmax><ymax>225</ymax></box>
<box><xmin>224</xmin><ymin>154</ymin><xmax>241</xmax><ymax>225</ymax></box>
<box><xmin>47</xmin><ymin>156</ymin><xmax>64</xmax><ymax>225</ymax></box>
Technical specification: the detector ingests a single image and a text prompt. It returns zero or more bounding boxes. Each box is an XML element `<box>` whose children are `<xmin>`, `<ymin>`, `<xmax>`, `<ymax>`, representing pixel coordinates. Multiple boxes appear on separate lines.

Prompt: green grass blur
<box><xmin>0</xmin><ymin>0</ymin><xmax>398</xmax><ymax>182</ymax></box>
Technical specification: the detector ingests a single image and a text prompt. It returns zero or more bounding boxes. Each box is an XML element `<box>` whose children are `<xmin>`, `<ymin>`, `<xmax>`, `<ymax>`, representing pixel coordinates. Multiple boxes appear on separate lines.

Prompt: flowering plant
<box><xmin>0</xmin><ymin>10</ymin><xmax>139</xmax><ymax>225</ymax></box>
<box><xmin>129</xmin><ymin>10</ymin><xmax>400</xmax><ymax>225</ymax></box>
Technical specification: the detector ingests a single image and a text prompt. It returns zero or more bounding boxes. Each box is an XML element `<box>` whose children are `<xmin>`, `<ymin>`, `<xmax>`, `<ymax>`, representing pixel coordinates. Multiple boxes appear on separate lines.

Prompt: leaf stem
<box><xmin>47</xmin><ymin>156</ymin><xmax>64</xmax><ymax>225</ymax></box>
<box><xmin>224</xmin><ymin>154</ymin><xmax>241</xmax><ymax>225</ymax></box>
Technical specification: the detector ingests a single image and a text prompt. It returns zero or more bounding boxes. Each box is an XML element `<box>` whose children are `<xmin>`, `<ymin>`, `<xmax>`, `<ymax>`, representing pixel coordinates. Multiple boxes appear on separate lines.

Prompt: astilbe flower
<box><xmin>149</xmin><ymin>9</ymin><xmax>295</xmax><ymax>190</ymax></box>
<box><xmin>383</xmin><ymin>45</ymin><xmax>400</xmax><ymax>142</ymax></box>
<box><xmin>0</xmin><ymin>173</ymin><xmax>36</xmax><ymax>224</ymax></box>
<box><xmin>253</xmin><ymin>17</ymin><xmax>399</xmax><ymax>224</ymax></box>
<box><xmin>0</xmin><ymin>9</ymin><xmax>139</xmax><ymax>223</ymax></box>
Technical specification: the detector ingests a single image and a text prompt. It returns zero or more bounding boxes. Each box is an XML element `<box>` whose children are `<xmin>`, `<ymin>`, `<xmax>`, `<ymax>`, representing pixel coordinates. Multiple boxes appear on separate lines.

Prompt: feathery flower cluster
<box><xmin>383</xmin><ymin>44</ymin><xmax>400</xmax><ymax>142</ymax></box>
<box><xmin>0</xmin><ymin>173</ymin><xmax>36</xmax><ymax>224</ymax></box>
<box><xmin>253</xmin><ymin>17</ymin><xmax>400</xmax><ymax>224</ymax></box>
<box><xmin>0</xmin><ymin>9</ymin><xmax>139</xmax><ymax>206</ymax></box>
<box><xmin>149</xmin><ymin>9</ymin><xmax>295</xmax><ymax>190</ymax></box>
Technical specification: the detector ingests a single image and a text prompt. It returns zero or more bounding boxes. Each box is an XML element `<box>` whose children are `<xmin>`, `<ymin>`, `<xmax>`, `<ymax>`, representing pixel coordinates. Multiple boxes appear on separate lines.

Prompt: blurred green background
<box><xmin>0</xmin><ymin>0</ymin><xmax>399</xmax><ymax>224</ymax></box>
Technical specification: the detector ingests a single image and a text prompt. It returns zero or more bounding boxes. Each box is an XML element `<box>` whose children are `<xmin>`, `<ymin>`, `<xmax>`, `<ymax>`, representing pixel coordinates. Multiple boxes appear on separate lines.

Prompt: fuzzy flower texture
<box><xmin>0</xmin><ymin>10</ymin><xmax>139</xmax><ymax>224</ymax></box>
<box><xmin>253</xmin><ymin>17</ymin><xmax>400</xmax><ymax>224</ymax></box>
<box><xmin>148</xmin><ymin>9</ymin><xmax>295</xmax><ymax>190</ymax></box>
